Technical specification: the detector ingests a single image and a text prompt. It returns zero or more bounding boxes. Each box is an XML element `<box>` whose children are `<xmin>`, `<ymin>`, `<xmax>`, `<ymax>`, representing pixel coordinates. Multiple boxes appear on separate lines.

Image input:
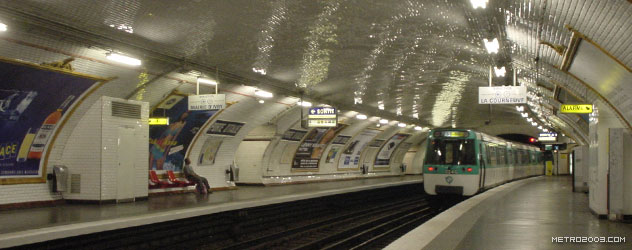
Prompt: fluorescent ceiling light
<box><xmin>537</xmin><ymin>125</ymin><xmax>543</xmax><ymax>130</ymax></box>
<box><xmin>470</xmin><ymin>0</ymin><xmax>488</xmax><ymax>9</ymax></box>
<box><xmin>483</xmin><ymin>38</ymin><xmax>499</xmax><ymax>54</ymax></box>
<box><xmin>298</xmin><ymin>101</ymin><xmax>312</xmax><ymax>107</ymax></box>
<box><xmin>527</xmin><ymin>118</ymin><xmax>533</xmax><ymax>122</ymax></box>
<box><xmin>516</xmin><ymin>106</ymin><xmax>524</xmax><ymax>112</ymax></box>
<box><xmin>521</xmin><ymin>113</ymin><xmax>528</xmax><ymax>118</ymax></box>
<box><xmin>531</xmin><ymin>122</ymin><xmax>537</xmax><ymax>126</ymax></box>
<box><xmin>543</xmin><ymin>128</ymin><xmax>548</xmax><ymax>132</ymax></box>
<box><xmin>258</xmin><ymin>99</ymin><xmax>265</xmax><ymax>104</ymax></box>
<box><xmin>197</xmin><ymin>77</ymin><xmax>217</xmax><ymax>85</ymax></box>
<box><xmin>255</xmin><ymin>89</ymin><xmax>273</xmax><ymax>98</ymax></box>
<box><xmin>494</xmin><ymin>66</ymin><xmax>506</xmax><ymax>77</ymax></box>
<box><xmin>106</xmin><ymin>52</ymin><xmax>141</xmax><ymax>66</ymax></box>
<box><xmin>398</xmin><ymin>123</ymin><xmax>406</xmax><ymax>128</ymax></box>
<box><xmin>414</xmin><ymin>126</ymin><xmax>422</xmax><ymax>131</ymax></box>
<box><xmin>0</xmin><ymin>23</ymin><xmax>7</xmax><ymax>32</ymax></box>
<box><xmin>379</xmin><ymin>119</ymin><xmax>389</xmax><ymax>124</ymax></box>
<box><xmin>356</xmin><ymin>114</ymin><xmax>368</xmax><ymax>120</ymax></box>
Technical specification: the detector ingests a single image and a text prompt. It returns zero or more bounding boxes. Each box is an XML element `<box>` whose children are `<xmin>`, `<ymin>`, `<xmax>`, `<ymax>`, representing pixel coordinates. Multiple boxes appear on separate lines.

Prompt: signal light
<box><xmin>529</xmin><ymin>137</ymin><xmax>536</xmax><ymax>143</ymax></box>
<box><xmin>428</xmin><ymin>167</ymin><xmax>434</xmax><ymax>172</ymax></box>
<box><xmin>467</xmin><ymin>167</ymin><xmax>472</xmax><ymax>172</ymax></box>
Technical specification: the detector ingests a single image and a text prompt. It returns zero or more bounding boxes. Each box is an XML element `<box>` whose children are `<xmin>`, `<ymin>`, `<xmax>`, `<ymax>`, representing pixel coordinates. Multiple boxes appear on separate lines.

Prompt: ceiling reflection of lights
<box><xmin>521</xmin><ymin>113</ymin><xmax>528</xmax><ymax>118</ymax></box>
<box><xmin>470</xmin><ymin>0</ymin><xmax>488</xmax><ymax>9</ymax></box>
<box><xmin>398</xmin><ymin>123</ymin><xmax>406</xmax><ymax>128</ymax></box>
<box><xmin>255</xmin><ymin>89</ymin><xmax>273</xmax><ymax>98</ymax></box>
<box><xmin>356</xmin><ymin>114</ymin><xmax>368</xmax><ymax>120</ymax></box>
<box><xmin>483</xmin><ymin>38</ymin><xmax>499</xmax><ymax>54</ymax></box>
<box><xmin>543</xmin><ymin>128</ymin><xmax>548</xmax><ymax>132</ymax></box>
<box><xmin>252</xmin><ymin>67</ymin><xmax>267</xmax><ymax>75</ymax></box>
<box><xmin>0</xmin><ymin>23</ymin><xmax>7</xmax><ymax>32</ymax></box>
<box><xmin>527</xmin><ymin>118</ymin><xmax>533</xmax><ymax>122</ymax></box>
<box><xmin>494</xmin><ymin>67</ymin><xmax>506</xmax><ymax>77</ymax></box>
<box><xmin>516</xmin><ymin>105</ymin><xmax>524</xmax><ymax>112</ymax></box>
<box><xmin>414</xmin><ymin>126</ymin><xmax>422</xmax><ymax>131</ymax></box>
<box><xmin>298</xmin><ymin>101</ymin><xmax>312</xmax><ymax>107</ymax></box>
<box><xmin>258</xmin><ymin>99</ymin><xmax>265</xmax><ymax>104</ymax></box>
<box><xmin>106</xmin><ymin>52</ymin><xmax>141</xmax><ymax>66</ymax></box>
<box><xmin>379</xmin><ymin>119</ymin><xmax>389</xmax><ymax>124</ymax></box>
<box><xmin>531</xmin><ymin>122</ymin><xmax>537</xmax><ymax>126</ymax></box>
<box><xmin>537</xmin><ymin>125</ymin><xmax>543</xmax><ymax>129</ymax></box>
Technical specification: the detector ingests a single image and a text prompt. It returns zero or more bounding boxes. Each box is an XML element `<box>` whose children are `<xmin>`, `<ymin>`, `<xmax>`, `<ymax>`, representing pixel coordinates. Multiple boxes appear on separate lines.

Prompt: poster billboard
<box><xmin>149</xmin><ymin>95</ymin><xmax>217</xmax><ymax>171</ymax></box>
<box><xmin>292</xmin><ymin>124</ymin><xmax>346</xmax><ymax>170</ymax></box>
<box><xmin>0</xmin><ymin>59</ymin><xmax>104</xmax><ymax>184</ymax></box>
<box><xmin>337</xmin><ymin>129</ymin><xmax>380</xmax><ymax>170</ymax></box>
<box><xmin>374</xmin><ymin>134</ymin><xmax>409</xmax><ymax>167</ymax></box>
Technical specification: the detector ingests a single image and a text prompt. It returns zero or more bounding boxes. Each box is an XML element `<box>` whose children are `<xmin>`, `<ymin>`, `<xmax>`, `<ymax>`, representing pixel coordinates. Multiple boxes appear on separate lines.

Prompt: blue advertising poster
<box><xmin>0</xmin><ymin>59</ymin><xmax>102</xmax><ymax>183</ymax></box>
<box><xmin>149</xmin><ymin>95</ymin><xmax>217</xmax><ymax>171</ymax></box>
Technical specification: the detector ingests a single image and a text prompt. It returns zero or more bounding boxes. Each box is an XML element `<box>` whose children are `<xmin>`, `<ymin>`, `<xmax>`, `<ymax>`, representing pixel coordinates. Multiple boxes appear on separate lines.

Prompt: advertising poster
<box><xmin>206</xmin><ymin>120</ymin><xmax>245</xmax><ymax>136</ymax></box>
<box><xmin>0</xmin><ymin>59</ymin><xmax>103</xmax><ymax>184</ymax></box>
<box><xmin>325</xmin><ymin>146</ymin><xmax>341</xmax><ymax>163</ymax></box>
<box><xmin>292</xmin><ymin>124</ymin><xmax>347</xmax><ymax>170</ymax></box>
<box><xmin>337</xmin><ymin>129</ymin><xmax>380</xmax><ymax>170</ymax></box>
<box><xmin>149</xmin><ymin>95</ymin><xmax>217</xmax><ymax>171</ymax></box>
<box><xmin>199</xmin><ymin>138</ymin><xmax>223</xmax><ymax>165</ymax></box>
<box><xmin>281</xmin><ymin>129</ymin><xmax>307</xmax><ymax>141</ymax></box>
<box><xmin>374</xmin><ymin>134</ymin><xmax>409</xmax><ymax>167</ymax></box>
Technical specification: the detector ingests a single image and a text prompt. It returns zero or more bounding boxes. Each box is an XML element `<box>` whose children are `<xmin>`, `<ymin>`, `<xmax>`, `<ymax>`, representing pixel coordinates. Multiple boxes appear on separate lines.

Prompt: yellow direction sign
<box><xmin>560</xmin><ymin>104</ymin><xmax>593</xmax><ymax>114</ymax></box>
<box><xmin>149</xmin><ymin>118</ymin><xmax>169</xmax><ymax>125</ymax></box>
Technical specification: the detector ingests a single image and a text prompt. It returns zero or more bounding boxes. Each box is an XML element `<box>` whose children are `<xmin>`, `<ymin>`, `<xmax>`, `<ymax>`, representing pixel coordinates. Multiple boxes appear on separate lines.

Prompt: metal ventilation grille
<box><xmin>70</xmin><ymin>174</ymin><xmax>81</xmax><ymax>194</ymax></box>
<box><xmin>111</xmin><ymin>101</ymin><xmax>141</xmax><ymax>119</ymax></box>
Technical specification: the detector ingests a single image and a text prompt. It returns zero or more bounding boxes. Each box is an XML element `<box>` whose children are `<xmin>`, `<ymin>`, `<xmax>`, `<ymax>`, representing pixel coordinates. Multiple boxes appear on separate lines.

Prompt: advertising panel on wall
<box><xmin>292</xmin><ymin>124</ymin><xmax>347</xmax><ymax>170</ymax></box>
<box><xmin>337</xmin><ymin>129</ymin><xmax>380</xmax><ymax>170</ymax></box>
<box><xmin>282</xmin><ymin>129</ymin><xmax>308</xmax><ymax>141</ymax></box>
<box><xmin>198</xmin><ymin>120</ymin><xmax>245</xmax><ymax>165</ymax></box>
<box><xmin>149</xmin><ymin>95</ymin><xmax>217</xmax><ymax>171</ymax></box>
<box><xmin>374</xmin><ymin>134</ymin><xmax>410</xmax><ymax>168</ymax></box>
<box><xmin>0</xmin><ymin>58</ymin><xmax>106</xmax><ymax>184</ymax></box>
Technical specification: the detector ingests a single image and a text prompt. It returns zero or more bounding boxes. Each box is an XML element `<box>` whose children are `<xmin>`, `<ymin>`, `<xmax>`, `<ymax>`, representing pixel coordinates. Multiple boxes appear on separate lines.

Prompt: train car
<box><xmin>423</xmin><ymin>128</ymin><xmax>543</xmax><ymax>196</ymax></box>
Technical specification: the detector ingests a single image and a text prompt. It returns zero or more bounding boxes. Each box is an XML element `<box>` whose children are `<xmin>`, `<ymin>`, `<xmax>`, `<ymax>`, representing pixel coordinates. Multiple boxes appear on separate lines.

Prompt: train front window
<box><xmin>426</xmin><ymin>139</ymin><xmax>476</xmax><ymax>165</ymax></box>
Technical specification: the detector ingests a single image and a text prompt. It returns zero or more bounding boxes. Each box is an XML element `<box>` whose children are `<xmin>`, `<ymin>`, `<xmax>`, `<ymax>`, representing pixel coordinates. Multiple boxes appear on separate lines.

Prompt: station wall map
<box><xmin>0</xmin><ymin>59</ymin><xmax>103</xmax><ymax>184</ymax></box>
<box><xmin>291</xmin><ymin>124</ymin><xmax>347</xmax><ymax>170</ymax></box>
<box><xmin>149</xmin><ymin>96</ymin><xmax>217</xmax><ymax>171</ymax></box>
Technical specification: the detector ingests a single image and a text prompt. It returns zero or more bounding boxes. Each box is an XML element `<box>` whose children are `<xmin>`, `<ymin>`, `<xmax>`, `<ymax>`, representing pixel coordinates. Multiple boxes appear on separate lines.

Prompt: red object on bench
<box><xmin>149</xmin><ymin>170</ymin><xmax>174</xmax><ymax>188</ymax></box>
<box><xmin>167</xmin><ymin>170</ymin><xmax>194</xmax><ymax>187</ymax></box>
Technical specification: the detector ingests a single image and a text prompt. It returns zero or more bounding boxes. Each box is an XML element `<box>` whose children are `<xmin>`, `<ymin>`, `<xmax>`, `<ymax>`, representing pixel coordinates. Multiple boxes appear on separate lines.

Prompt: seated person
<box><xmin>183</xmin><ymin>158</ymin><xmax>212</xmax><ymax>194</ymax></box>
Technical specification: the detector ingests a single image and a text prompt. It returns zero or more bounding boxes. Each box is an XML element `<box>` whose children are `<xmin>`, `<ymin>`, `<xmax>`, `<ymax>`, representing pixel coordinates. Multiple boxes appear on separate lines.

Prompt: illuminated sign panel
<box><xmin>307</xmin><ymin>107</ymin><xmax>337</xmax><ymax>128</ymax></box>
<box><xmin>148</xmin><ymin>118</ymin><xmax>169</xmax><ymax>125</ymax></box>
<box><xmin>560</xmin><ymin>104</ymin><xmax>593</xmax><ymax>114</ymax></box>
<box><xmin>478</xmin><ymin>86</ymin><xmax>527</xmax><ymax>104</ymax></box>
<box><xmin>188</xmin><ymin>94</ymin><xmax>226</xmax><ymax>111</ymax></box>
<box><xmin>538</xmin><ymin>132</ymin><xmax>557</xmax><ymax>142</ymax></box>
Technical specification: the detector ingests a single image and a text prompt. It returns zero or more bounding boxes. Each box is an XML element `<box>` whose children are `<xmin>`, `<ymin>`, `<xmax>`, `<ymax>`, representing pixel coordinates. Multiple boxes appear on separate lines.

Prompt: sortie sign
<box><xmin>560</xmin><ymin>104</ymin><xmax>593</xmax><ymax>114</ymax></box>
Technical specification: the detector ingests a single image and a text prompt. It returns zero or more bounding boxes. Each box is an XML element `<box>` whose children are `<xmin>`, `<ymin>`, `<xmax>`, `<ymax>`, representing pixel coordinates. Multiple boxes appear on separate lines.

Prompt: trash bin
<box><xmin>52</xmin><ymin>165</ymin><xmax>68</xmax><ymax>192</ymax></box>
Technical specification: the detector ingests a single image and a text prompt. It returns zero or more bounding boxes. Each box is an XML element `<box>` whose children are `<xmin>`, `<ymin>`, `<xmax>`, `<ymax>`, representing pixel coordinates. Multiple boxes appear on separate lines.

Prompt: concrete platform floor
<box><xmin>455</xmin><ymin>176</ymin><xmax>632</xmax><ymax>250</ymax></box>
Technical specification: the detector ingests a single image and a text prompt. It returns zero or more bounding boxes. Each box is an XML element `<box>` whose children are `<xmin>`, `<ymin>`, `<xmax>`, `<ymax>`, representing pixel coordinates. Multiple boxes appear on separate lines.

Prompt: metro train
<box><xmin>423</xmin><ymin>128</ymin><xmax>544</xmax><ymax>196</ymax></box>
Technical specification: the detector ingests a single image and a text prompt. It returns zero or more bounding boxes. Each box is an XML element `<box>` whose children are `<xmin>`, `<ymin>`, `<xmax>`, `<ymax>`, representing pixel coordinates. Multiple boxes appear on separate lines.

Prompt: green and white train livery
<box><xmin>423</xmin><ymin>129</ymin><xmax>543</xmax><ymax>196</ymax></box>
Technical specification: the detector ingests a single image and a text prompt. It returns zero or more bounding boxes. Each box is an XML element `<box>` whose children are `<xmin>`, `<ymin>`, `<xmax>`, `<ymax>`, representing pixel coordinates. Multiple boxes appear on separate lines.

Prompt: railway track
<box><xmin>14</xmin><ymin>184</ymin><xmax>461</xmax><ymax>250</ymax></box>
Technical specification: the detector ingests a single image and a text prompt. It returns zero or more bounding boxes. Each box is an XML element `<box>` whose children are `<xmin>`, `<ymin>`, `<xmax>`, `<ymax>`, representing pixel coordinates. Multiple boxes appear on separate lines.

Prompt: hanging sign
<box><xmin>560</xmin><ymin>104</ymin><xmax>593</xmax><ymax>114</ymax></box>
<box><xmin>188</xmin><ymin>94</ymin><xmax>225</xmax><ymax>111</ymax></box>
<box><xmin>307</xmin><ymin>107</ymin><xmax>337</xmax><ymax>128</ymax></box>
<box><xmin>538</xmin><ymin>132</ymin><xmax>558</xmax><ymax>142</ymax></box>
<box><xmin>478</xmin><ymin>86</ymin><xmax>527</xmax><ymax>104</ymax></box>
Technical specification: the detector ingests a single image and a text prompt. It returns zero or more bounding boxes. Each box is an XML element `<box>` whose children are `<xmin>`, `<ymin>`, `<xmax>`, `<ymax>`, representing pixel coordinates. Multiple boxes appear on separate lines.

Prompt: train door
<box><xmin>478</xmin><ymin>143</ymin><xmax>487</xmax><ymax>189</ymax></box>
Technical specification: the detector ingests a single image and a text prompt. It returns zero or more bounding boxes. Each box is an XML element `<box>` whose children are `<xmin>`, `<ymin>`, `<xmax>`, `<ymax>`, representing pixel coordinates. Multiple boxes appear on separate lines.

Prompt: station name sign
<box><xmin>560</xmin><ymin>104</ymin><xmax>592</xmax><ymax>114</ymax></box>
<box><xmin>478</xmin><ymin>86</ymin><xmax>527</xmax><ymax>104</ymax></box>
<box><xmin>188</xmin><ymin>94</ymin><xmax>226</xmax><ymax>111</ymax></box>
<box><xmin>307</xmin><ymin>107</ymin><xmax>337</xmax><ymax>127</ymax></box>
<box><xmin>538</xmin><ymin>132</ymin><xmax>558</xmax><ymax>142</ymax></box>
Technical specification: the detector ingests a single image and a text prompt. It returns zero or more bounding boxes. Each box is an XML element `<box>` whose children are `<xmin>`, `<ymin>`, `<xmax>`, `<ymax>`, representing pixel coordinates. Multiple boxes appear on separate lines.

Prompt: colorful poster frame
<box><xmin>337</xmin><ymin>129</ymin><xmax>380</xmax><ymax>170</ymax></box>
<box><xmin>0</xmin><ymin>57</ymin><xmax>108</xmax><ymax>185</ymax></box>
<box><xmin>374</xmin><ymin>133</ymin><xmax>410</xmax><ymax>168</ymax></box>
<box><xmin>291</xmin><ymin>124</ymin><xmax>347</xmax><ymax>170</ymax></box>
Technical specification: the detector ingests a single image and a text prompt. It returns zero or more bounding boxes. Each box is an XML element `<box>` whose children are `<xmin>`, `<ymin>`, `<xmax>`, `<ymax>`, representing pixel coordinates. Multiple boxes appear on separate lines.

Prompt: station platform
<box><xmin>0</xmin><ymin>175</ymin><xmax>421</xmax><ymax>248</ymax></box>
<box><xmin>387</xmin><ymin>176</ymin><xmax>632</xmax><ymax>250</ymax></box>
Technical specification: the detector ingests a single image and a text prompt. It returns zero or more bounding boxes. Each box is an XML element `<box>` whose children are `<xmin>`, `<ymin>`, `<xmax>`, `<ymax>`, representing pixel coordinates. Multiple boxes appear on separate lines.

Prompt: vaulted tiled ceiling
<box><xmin>0</xmin><ymin>0</ymin><xmax>630</xmax><ymax>142</ymax></box>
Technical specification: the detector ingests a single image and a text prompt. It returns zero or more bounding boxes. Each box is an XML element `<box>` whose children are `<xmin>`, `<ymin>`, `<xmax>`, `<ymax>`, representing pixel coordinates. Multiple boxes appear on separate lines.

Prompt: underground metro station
<box><xmin>0</xmin><ymin>1</ymin><xmax>631</xmax><ymax>249</ymax></box>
